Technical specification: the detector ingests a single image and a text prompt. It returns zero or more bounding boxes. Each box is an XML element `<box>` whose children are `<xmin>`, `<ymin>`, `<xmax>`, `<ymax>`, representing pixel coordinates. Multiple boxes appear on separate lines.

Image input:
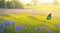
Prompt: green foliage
<box><xmin>0</xmin><ymin>0</ymin><xmax>6</xmax><ymax>8</ymax></box>
<box><xmin>12</xmin><ymin>0</ymin><xmax>25</xmax><ymax>9</ymax></box>
<box><xmin>7</xmin><ymin>1</ymin><xmax>15</xmax><ymax>8</ymax></box>
<box><xmin>17</xmin><ymin>2</ymin><xmax>25</xmax><ymax>9</ymax></box>
<box><xmin>0</xmin><ymin>0</ymin><xmax>25</xmax><ymax>9</ymax></box>
<box><xmin>0</xmin><ymin>12</ymin><xmax>60</xmax><ymax>33</ymax></box>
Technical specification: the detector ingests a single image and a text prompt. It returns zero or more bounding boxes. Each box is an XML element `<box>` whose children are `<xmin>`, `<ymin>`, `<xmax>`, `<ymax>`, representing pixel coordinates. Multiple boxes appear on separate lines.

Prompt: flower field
<box><xmin>0</xmin><ymin>9</ymin><xmax>60</xmax><ymax>33</ymax></box>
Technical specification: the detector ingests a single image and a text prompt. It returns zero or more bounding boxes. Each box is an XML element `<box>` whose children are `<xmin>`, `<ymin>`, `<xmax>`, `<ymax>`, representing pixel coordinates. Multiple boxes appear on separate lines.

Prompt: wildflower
<box><xmin>16</xmin><ymin>26</ymin><xmax>24</xmax><ymax>32</ymax></box>
<box><xmin>12</xmin><ymin>22</ymin><xmax>15</xmax><ymax>25</ymax></box>
<box><xmin>54</xmin><ymin>24</ymin><xmax>59</xmax><ymax>28</ymax></box>
<box><xmin>48</xmin><ymin>30</ymin><xmax>52</xmax><ymax>33</ymax></box>
<box><xmin>5</xmin><ymin>21</ymin><xmax>10</xmax><ymax>27</ymax></box>
<box><xmin>35</xmin><ymin>27</ymin><xmax>40</xmax><ymax>31</ymax></box>
<box><xmin>37</xmin><ymin>27</ymin><xmax>40</xmax><ymax>31</ymax></box>
<box><xmin>0</xmin><ymin>24</ymin><xmax>5</xmax><ymax>28</ymax></box>
<box><xmin>0</xmin><ymin>28</ymin><xmax>4</xmax><ymax>33</ymax></box>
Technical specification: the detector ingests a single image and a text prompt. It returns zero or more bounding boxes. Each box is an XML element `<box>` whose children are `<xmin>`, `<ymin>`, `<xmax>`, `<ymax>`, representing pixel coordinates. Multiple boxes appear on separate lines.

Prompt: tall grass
<box><xmin>0</xmin><ymin>13</ymin><xmax>60</xmax><ymax>33</ymax></box>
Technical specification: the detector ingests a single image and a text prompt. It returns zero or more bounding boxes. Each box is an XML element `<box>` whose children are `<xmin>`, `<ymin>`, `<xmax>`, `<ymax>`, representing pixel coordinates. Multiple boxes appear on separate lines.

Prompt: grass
<box><xmin>0</xmin><ymin>12</ymin><xmax>60</xmax><ymax>33</ymax></box>
<box><xmin>25</xmin><ymin>5</ymin><xmax>60</xmax><ymax>12</ymax></box>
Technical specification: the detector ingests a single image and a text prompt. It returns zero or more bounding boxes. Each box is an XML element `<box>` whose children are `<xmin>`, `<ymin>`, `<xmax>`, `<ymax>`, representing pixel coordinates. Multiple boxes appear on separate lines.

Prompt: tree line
<box><xmin>0</xmin><ymin>0</ymin><xmax>25</xmax><ymax>9</ymax></box>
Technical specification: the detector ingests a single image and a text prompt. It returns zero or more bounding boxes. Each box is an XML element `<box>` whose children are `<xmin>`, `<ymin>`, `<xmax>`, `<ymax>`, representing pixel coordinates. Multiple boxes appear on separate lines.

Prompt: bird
<box><xmin>47</xmin><ymin>13</ymin><xmax>51</xmax><ymax>20</ymax></box>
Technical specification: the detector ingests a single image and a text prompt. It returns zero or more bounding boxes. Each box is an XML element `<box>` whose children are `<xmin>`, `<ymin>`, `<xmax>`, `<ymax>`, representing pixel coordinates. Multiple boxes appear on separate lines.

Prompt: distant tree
<box><xmin>15</xmin><ymin>1</ymin><xmax>25</xmax><ymax>9</ymax></box>
<box><xmin>12</xmin><ymin>0</ymin><xmax>25</xmax><ymax>9</ymax></box>
<box><xmin>0</xmin><ymin>0</ymin><xmax>6</xmax><ymax>8</ymax></box>
<box><xmin>26</xmin><ymin>3</ymin><xmax>32</xmax><ymax>6</ymax></box>
<box><xmin>7</xmin><ymin>1</ymin><xmax>15</xmax><ymax>8</ymax></box>
<box><xmin>0</xmin><ymin>0</ymin><xmax>25</xmax><ymax>9</ymax></box>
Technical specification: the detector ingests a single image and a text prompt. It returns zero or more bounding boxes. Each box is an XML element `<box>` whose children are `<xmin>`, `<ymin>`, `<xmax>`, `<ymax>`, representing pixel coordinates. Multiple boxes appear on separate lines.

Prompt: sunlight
<box><xmin>6</xmin><ymin>0</ymin><xmax>11</xmax><ymax>1</ymax></box>
<box><xmin>19</xmin><ymin>0</ymin><xmax>54</xmax><ymax>5</ymax></box>
<box><xmin>57</xmin><ymin>0</ymin><xmax>60</xmax><ymax>3</ymax></box>
<box><xmin>19</xmin><ymin>0</ymin><xmax>32</xmax><ymax>5</ymax></box>
<box><xmin>38</xmin><ymin>0</ymin><xmax>54</xmax><ymax>4</ymax></box>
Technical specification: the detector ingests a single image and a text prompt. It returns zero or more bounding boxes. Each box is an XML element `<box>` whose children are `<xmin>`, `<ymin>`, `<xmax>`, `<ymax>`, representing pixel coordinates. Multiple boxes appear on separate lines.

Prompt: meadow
<box><xmin>0</xmin><ymin>9</ymin><xmax>60</xmax><ymax>33</ymax></box>
<box><xmin>25</xmin><ymin>5</ymin><xmax>60</xmax><ymax>12</ymax></box>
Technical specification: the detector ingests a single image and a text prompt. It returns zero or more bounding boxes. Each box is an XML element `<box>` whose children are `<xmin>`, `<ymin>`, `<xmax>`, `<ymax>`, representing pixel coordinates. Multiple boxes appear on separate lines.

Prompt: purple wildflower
<box><xmin>37</xmin><ymin>27</ymin><xmax>40</xmax><ymax>31</ymax></box>
<box><xmin>16</xmin><ymin>26</ymin><xmax>24</xmax><ymax>32</ymax></box>
<box><xmin>12</xmin><ymin>22</ymin><xmax>16</xmax><ymax>26</ymax></box>
<box><xmin>5</xmin><ymin>21</ymin><xmax>10</xmax><ymax>27</ymax></box>
<box><xmin>0</xmin><ymin>24</ymin><xmax>6</xmax><ymax>28</ymax></box>
<box><xmin>35</xmin><ymin>27</ymin><xmax>40</xmax><ymax>31</ymax></box>
<box><xmin>0</xmin><ymin>28</ymin><xmax>4</xmax><ymax>33</ymax></box>
<box><xmin>54</xmin><ymin>24</ymin><xmax>59</xmax><ymax>28</ymax></box>
<box><xmin>48</xmin><ymin>30</ymin><xmax>52</xmax><ymax>33</ymax></box>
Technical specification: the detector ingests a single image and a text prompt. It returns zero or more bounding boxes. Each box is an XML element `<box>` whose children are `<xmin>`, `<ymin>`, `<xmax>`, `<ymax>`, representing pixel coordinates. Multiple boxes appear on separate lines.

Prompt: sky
<box><xmin>19</xmin><ymin>0</ymin><xmax>32</xmax><ymax>5</ymax></box>
<box><xmin>19</xmin><ymin>0</ymin><xmax>60</xmax><ymax>5</ymax></box>
<box><xmin>5</xmin><ymin>0</ymin><xmax>60</xmax><ymax>5</ymax></box>
<box><xmin>38</xmin><ymin>0</ymin><xmax>54</xmax><ymax>4</ymax></box>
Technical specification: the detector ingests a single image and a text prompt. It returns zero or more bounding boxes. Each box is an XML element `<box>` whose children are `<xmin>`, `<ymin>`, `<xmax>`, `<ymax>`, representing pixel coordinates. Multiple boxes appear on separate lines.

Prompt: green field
<box><xmin>0</xmin><ymin>10</ymin><xmax>60</xmax><ymax>33</ymax></box>
<box><xmin>25</xmin><ymin>5</ymin><xmax>60</xmax><ymax>12</ymax></box>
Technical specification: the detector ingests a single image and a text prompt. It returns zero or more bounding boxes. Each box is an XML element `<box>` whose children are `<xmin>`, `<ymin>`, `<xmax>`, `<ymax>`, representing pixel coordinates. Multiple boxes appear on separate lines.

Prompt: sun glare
<box><xmin>38</xmin><ymin>0</ymin><xmax>54</xmax><ymax>4</ymax></box>
<box><xmin>19</xmin><ymin>0</ymin><xmax>55</xmax><ymax>5</ymax></box>
<box><xmin>57</xmin><ymin>0</ymin><xmax>60</xmax><ymax>4</ymax></box>
<box><xmin>19</xmin><ymin>0</ymin><xmax>32</xmax><ymax>5</ymax></box>
<box><xmin>6</xmin><ymin>0</ymin><xmax>11</xmax><ymax>1</ymax></box>
<box><xmin>5</xmin><ymin>0</ymin><xmax>60</xmax><ymax>5</ymax></box>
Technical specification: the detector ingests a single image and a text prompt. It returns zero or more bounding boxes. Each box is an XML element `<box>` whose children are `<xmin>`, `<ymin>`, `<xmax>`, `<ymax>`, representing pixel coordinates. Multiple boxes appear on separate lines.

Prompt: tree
<box><xmin>0</xmin><ymin>0</ymin><xmax>25</xmax><ymax>9</ymax></box>
<box><xmin>0</xmin><ymin>0</ymin><xmax>6</xmax><ymax>8</ymax></box>
<box><xmin>15</xmin><ymin>1</ymin><xmax>25</xmax><ymax>9</ymax></box>
<box><xmin>12</xmin><ymin>0</ymin><xmax>25</xmax><ymax>9</ymax></box>
<box><xmin>7</xmin><ymin>1</ymin><xmax>15</xmax><ymax>8</ymax></box>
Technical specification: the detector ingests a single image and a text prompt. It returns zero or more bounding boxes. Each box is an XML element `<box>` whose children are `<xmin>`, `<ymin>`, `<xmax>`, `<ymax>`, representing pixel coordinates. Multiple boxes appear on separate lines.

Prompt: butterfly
<box><xmin>47</xmin><ymin>13</ymin><xmax>51</xmax><ymax>20</ymax></box>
